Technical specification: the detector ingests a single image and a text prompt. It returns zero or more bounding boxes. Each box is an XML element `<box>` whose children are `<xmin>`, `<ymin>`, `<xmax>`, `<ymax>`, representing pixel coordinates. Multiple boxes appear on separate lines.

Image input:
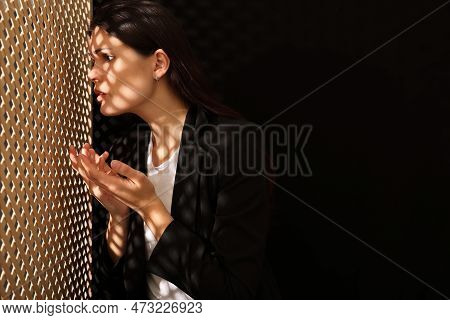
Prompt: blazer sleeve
<box><xmin>92</xmin><ymin>130</ymin><xmax>133</xmax><ymax>299</ymax></box>
<box><xmin>148</xmin><ymin>125</ymin><xmax>272</xmax><ymax>299</ymax></box>
<box><xmin>94</xmin><ymin>230</ymin><xmax>127</xmax><ymax>299</ymax></box>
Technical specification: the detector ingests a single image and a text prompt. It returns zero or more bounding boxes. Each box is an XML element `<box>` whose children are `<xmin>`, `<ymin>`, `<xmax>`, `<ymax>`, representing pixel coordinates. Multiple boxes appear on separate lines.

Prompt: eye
<box><xmin>103</xmin><ymin>54</ymin><xmax>114</xmax><ymax>62</ymax></box>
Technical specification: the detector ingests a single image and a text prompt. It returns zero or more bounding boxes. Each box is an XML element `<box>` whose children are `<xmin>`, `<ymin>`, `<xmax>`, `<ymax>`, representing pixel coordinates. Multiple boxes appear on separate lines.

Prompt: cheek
<box><xmin>106</xmin><ymin>68</ymin><xmax>154</xmax><ymax>109</ymax></box>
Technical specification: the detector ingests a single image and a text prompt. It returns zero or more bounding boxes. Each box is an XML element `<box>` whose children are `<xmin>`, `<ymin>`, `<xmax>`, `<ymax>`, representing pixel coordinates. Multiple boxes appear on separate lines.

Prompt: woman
<box><xmin>69</xmin><ymin>0</ymin><xmax>280</xmax><ymax>299</ymax></box>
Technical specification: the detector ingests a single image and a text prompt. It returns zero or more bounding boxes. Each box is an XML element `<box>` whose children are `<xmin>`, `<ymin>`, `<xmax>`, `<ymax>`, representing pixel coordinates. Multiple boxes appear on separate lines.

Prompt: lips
<box><xmin>94</xmin><ymin>89</ymin><xmax>107</xmax><ymax>96</ymax></box>
<box><xmin>94</xmin><ymin>89</ymin><xmax>107</xmax><ymax>103</ymax></box>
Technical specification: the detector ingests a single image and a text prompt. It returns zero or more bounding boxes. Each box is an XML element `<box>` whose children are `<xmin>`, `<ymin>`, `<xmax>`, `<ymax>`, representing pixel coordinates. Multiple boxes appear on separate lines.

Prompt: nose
<box><xmin>87</xmin><ymin>63</ymin><xmax>102</xmax><ymax>82</ymax></box>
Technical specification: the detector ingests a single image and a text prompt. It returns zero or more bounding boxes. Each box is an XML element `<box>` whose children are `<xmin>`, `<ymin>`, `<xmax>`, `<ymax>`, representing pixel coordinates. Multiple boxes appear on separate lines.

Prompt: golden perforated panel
<box><xmin>0</xmin><ymin>0</ymin><xmax>92</xmax><ymax>299</ymax></box>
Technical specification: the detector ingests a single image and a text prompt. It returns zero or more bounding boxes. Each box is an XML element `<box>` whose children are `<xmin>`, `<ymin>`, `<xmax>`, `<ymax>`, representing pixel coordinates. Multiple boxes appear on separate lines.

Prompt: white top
<box><xmin>144</xmin><ymin>131</ymin><xmax>193</xmax><ymax>300</ymax></box>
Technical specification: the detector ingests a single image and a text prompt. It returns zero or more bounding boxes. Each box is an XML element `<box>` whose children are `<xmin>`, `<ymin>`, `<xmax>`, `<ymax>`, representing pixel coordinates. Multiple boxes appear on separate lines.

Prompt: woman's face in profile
<box><xmin>87</xmin><ymin>26</ymin><xmax>156</xmax><ymax>116</ymax></box>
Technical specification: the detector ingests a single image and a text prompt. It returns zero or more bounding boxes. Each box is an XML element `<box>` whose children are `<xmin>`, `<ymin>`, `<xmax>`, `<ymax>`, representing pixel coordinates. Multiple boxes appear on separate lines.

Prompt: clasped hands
<box><xmin>69</xmin><ymin>143</ymin><xmax>173</xmax><ymax>238</ymax></box>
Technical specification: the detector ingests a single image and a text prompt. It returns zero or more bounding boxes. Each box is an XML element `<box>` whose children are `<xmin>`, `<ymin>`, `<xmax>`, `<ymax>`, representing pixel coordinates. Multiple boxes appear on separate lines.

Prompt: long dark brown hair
<box><xmin>88</xmin><ymin>0</ymin><xmax>241</xmax><ymax>119</ymax></box>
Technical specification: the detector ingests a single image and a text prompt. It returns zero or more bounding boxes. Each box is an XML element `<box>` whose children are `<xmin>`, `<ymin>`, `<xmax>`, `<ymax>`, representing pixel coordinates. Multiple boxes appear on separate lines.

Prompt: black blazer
<box><xmin>93</xmin><ymin>104</ymin><xmax>281</xmax><ymax>299</ymax></box>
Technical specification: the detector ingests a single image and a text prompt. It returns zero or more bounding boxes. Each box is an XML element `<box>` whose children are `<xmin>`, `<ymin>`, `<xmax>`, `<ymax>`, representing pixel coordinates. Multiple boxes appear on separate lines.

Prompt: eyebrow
<box><xmin>93</xmin><ymin>48</ymin><xmax>112</xmax><ymax>54</ymax></box>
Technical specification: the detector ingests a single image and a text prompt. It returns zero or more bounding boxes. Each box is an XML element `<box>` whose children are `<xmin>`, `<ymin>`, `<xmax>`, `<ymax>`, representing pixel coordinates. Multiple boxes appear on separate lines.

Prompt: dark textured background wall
<box><xmin>91</xmin><ymin>0</ymin><xmax>450</xmax><ymax>298</ymax></box>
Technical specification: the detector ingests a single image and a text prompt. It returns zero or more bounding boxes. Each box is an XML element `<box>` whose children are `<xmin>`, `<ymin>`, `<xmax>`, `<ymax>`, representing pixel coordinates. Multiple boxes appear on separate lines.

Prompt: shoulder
<box><xmin>199</xmin><ymin>107</ymin><xmax>263</xmax><ymax>144</ymax></box>
<box><xmin>196</xmin><ymin>108</ymin><xmax>266</xmax><ymax>178</ymax></box>
<box><xmin>197</xmin><ymin>109</ymin><xmax>272</xmax><ymax>210</ymax></box>
<box><xmin>201</xmin><ymin>106</ymin><xmax>256</xmax><ymax>127</ymax></box>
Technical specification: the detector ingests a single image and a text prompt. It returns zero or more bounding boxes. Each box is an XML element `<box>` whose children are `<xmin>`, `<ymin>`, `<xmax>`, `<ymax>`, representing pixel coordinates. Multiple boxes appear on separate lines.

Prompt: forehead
<box><xmin>88</xmin><ymin>26</ymin><xmax>124</xmax><ymax>52</ymax></box>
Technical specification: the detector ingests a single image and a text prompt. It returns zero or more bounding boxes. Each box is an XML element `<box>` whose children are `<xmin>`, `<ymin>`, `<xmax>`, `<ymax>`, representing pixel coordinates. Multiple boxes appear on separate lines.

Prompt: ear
<box><xmin>153</xmin><ymin>49</ymin><xmax>170</xmax><ymax>80</ymax></box>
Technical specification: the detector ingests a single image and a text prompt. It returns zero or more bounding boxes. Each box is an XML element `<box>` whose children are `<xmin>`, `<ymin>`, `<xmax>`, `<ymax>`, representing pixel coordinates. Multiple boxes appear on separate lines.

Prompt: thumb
<box><xmin>111</xmin><ymin>160</ymin><xmax>139</xmax><ymax>180</ymax></box>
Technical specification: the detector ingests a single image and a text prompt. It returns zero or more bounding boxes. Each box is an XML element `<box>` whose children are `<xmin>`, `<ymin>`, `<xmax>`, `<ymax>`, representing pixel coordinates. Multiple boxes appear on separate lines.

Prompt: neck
<box><xmin>131</xmin><ymin>79</ymin><xmax>189</xmax><ymax>151</ymax></box>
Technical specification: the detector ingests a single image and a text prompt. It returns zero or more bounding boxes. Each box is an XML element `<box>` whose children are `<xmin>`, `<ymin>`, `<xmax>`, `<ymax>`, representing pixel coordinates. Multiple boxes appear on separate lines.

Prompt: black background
<box><xmin>92</xmin><ymin>0</ymin><xmax>450</xmax><ymax>299</ymax></box>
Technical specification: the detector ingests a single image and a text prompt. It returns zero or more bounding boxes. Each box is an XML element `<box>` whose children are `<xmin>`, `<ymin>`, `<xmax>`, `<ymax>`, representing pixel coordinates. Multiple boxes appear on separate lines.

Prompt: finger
<box><xmin>101</xmin><ymin>152</ymin><xmax>114</xmax><ymax>173</ymax></box>
<box><xmin>97</xmin><ymin>154</ymin><xmax>116</xmax><ymax>176</ymax></box>
<box><xmin>110</xmin><ymin>160</ymin><xmax>143</xmax><ymax>184</ymax></box>
<box><xmin>77</xmin><ymin>156</ymin><xmax>92</xmax><ymax>182</ymax></box>
<box><xmin>98</xmin><ymin>152</ymin><xmax>113</xmax><ymax>173</ymax></box>
<box><xmin>69</xmin><ymin>145</ymin><xmax>79</xmax><ymax>158</ymax></box>
<box><xmin>77</xmin><ymin>163</ymin><xmax>94</xmax><ymax>195</ymax></box>
<box><xmin>104</xmin><ymin>162</ymin><xmax>118</xmax><ymax>176</ymax></box>
<box><xmin>79</xmin><ymin>154</ymin><xmax>129</xmax><ymax>193</ymax></box>
<box><xmin>94</xmin><ymin>150</ymin><xmax>106</xmax><ymax>166</ymax></box>
<box><xmin>81</xmin><ymin>145</ymin><xmax>95</xmax><ymax>168</ymax></box>
<box><xmin>69</xmin><ymin>146</ymin><xmax>79</xmax><ymax>168</ymax></box>
<box><xmin>70</xmin><ymin>157</ymin><xmax>79</xmax><ymax>171</ymax></box>
<box><xmin>94</xmin><ymin>152</ymin><xmax>100</xmax><ymax>166</ymax></box>
<box><xmin>77</xmin><ymin>155</ymin><xmax>108</xmax><ymax>197</ymax></box>
<box><xmin>89</xmin><ymin>148</ymin><xmax>96</xmax><ymax>163</ymax></box>
<box><xmin>81</xmin><ymin>144</ymin><xmax>89</xmax><ymax>158</ymax></box>
<box><xmin>99</xmin><ymin>154</ymin><xmax>105</xmax><ymax>172</ymax></box>
<box><xmin>79</xmin><ymin>154</ymin><xmax>94</xmax><ymax>180</ymax></box>
<box><xmin>69</xmin><ymin>146</ymin><xmax>85</xmax><ymax>175</ymax></box>
<box><xmin>70</xmin><ymin>147</ymin><xmax>94</xmax><ymax>188</ymax></box>
<box><xmin>79</xmin><ymin>154</ymin><xmax>109</xmax><ymax>187</ymax></box>
<box><xmin>99</xmin><ymin>153</ymin><xmax>113</xmax><ymax>174</ymax></box>
<box><xmin>95</xmin><ymin>151</ymin><xmax>108</xmax><ymax>167</ymax></box>
<box><xmin>82</xmin><ymin>143</ymin><xmax>90</xmax><ymax>155</ymax></box>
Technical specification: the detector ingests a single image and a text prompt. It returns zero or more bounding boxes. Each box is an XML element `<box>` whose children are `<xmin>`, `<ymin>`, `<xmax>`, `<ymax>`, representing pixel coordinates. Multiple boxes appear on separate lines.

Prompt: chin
<box><xmin>99</xmin><ymin>104</ymin><xmax>125</xmax><ymax>117</ymax></box>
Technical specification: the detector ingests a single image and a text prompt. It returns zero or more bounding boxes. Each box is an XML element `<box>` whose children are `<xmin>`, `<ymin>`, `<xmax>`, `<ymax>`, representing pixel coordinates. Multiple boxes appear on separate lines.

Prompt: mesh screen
<box><xmin>0</xmin><ymin>0</ymin><xmax>92</xmax><ymax>299</ymax></box>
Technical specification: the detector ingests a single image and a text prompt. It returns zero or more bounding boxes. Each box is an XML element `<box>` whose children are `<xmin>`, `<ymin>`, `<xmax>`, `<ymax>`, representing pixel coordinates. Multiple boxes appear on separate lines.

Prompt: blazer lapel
<box><xmin>169</xmin><ymin>104</ymin><xmax>211</xmax><ymax>232</ymax></box>
<box><xmin>170</xmin><ymin>105</ymin><xmax>200</xmax><ymax>226</ymax></box>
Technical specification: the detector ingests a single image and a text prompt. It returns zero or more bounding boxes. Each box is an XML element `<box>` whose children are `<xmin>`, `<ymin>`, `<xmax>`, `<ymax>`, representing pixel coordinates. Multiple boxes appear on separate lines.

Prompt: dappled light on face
<box><xmin>88</xmin><ymin>27</ymin><xmax>156</xmax><ymax>117</ymax></box>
